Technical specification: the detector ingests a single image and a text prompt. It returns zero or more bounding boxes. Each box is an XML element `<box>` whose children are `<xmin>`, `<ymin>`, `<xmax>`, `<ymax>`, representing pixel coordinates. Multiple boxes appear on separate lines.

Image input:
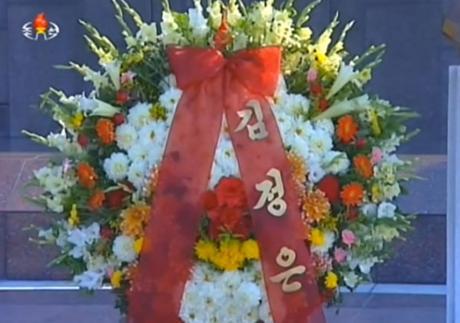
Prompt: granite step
<box><xmin>0</xmin><ymin>153</ymin><xmax>447</xmax><ymax>283</ymax></box>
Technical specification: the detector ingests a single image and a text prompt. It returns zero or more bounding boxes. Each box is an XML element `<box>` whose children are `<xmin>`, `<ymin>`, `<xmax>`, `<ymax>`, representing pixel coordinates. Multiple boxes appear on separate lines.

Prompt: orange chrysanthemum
<box><xmin>77</xmin><ymin>163</ymin><xmax>98</xmax><ymax>189</ymax></box>
<box><xmin>336</xmin><ymin>115</ymin><xmax>359</xmax><ymax>144</ymax></box>
<box><xmin>340</xmin><ymin>183</ymin><xmax>365</xmax><ymax>207</ymax></box>
<box><xmin>302</xmin><ymin>190</ymin><xmax>331</xmax><ymax>223</ymax></box>
<box><xmin>354</xmin><ymin>155</ymin><xmax>374</xmax><ymax>179</ymax></box>
<box><xmin>287</xmin><ymin>151</ymin><xmax>307</xmax><ymax>183</ymax></box>
<box><xmin>96</xmin><ymin>118</ymin><xmax>115</xmax><ymax>145</ymax></box>
<box><xmin>88</xmin><ymin>190</ymin><xmax>105</xmax><ymax>211</ymax></box>
<box><xmin>287</xmin><ymin>151</ymin><xmax>308</xmax><ymax>200</ymax></box>
<box><xmin>120</xmin><ymin>204</ymin><xmax>151</xmax><ymax>237</ymax></box>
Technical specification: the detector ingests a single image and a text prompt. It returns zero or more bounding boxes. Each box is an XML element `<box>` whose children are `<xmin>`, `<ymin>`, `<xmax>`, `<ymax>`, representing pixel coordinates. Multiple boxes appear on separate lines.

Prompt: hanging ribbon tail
<box><xmin>128</xmin><ymin>50</ymin><xmax>225</xmax><ymax>323</ymax></box>
<box><xmin>128</xmin><ymin>46</ymin><xmax>325</xmax><ymax>323</ymax></box>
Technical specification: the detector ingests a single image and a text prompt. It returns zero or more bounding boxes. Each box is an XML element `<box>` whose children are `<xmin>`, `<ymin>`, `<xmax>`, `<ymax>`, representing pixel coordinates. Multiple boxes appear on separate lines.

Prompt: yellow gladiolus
<box><xmin>111</xmin><ymin>271</ymin><xmax>123</xmax><ymax>288</ymax></box>
<box><xmin>134</xmin><ymin>237</ymin><xmax>144</xmax><ymax>254</ymax></box>
<box><xmin>325</xmin><ymin>271</ymin><xmax>338</xmax><ymax>289</ymax></box>
<box><xmin>68</xmin><ymin>204</ymin><xmax>80</xmax><ymax>227</ymax></box>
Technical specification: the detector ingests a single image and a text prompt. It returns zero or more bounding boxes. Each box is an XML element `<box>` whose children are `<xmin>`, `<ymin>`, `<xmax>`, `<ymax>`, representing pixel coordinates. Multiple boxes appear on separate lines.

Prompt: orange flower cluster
<box><xmin>353</xmin><ymin>155</ymin><xmax>373</xmax><ymax>179</ymax></box>
<box><xmin>88</xmin><ymin>190</ymin><xmax>105</xmax><ymax>211</ymax></box>
<box><xmin>340</xmin><ymin>183</ymin><xmax>365</xmax><ymax>207</ymax></box>
<box><xmin>336</xmin><ymin>115</ymin><xmax>359</xmax><ymax>144</ymax></box>
<box><xmin>120</xmin><ymin>204</ymin><xmax>151</xmax><ymax>237</ymax></box>
<box><xmin>302</xmin><ymin>190</ymin><xmax>331</xmax><ymax>223</ymax></box>
<box><xmin>96</xmin><ymin>118</ymin><xmax>115</xmax><ymax>145</ymax></box>
<box><xmin>77</xmin><ymin>163</ymin><xmax>98</xmax><ymax>189</ymax></box>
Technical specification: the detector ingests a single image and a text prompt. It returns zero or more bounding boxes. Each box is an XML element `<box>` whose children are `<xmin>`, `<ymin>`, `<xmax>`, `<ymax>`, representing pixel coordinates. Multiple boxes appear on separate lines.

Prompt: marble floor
<box><xmin>0</xmin><ymin>291</ymin><xmax>445</xmax><ymax>323</ymax></box>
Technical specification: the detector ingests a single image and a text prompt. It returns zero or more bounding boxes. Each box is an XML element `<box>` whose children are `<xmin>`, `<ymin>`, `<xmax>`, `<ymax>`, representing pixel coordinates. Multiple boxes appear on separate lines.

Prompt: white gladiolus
<box><xmin>377</xmin><ymin>202</ymin><xmax>397</xmax><ymax>218</ymax></box>
<box><xmin>327</xmin><ymin>63</ymin><xmax>358</xmax><ymax>99</ymax></box>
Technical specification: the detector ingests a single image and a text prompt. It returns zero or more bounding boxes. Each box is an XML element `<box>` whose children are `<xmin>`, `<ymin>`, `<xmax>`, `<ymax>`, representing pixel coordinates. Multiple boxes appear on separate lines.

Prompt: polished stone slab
<box><xmin>373</xmin><ymin>215</ymin><xmax>446</xmax><ymax>284</ymax></box>
<box><xmin>5</xmin><ymin>213</ymin><xmax>69</xmax><ymax>280</ymax></box>
<box><xmin>0</xmin><ymin>291</ymin><xmax>446</xmax><ymax>323</ymax></box>
<box><xmin>0</xmin><ymin>30</ymin><xmax>7</xmax><ymax>104</ymax></box>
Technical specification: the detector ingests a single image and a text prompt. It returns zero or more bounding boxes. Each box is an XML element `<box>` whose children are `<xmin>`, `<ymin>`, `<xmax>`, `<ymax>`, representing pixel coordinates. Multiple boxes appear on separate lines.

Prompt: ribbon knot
<box><xmin>168</xmin><ymin>47</ymin><xmax>281</xmax><ymax>97</ymax></box>
<box><xmin>129</xmin><ymin>46</ymin><xmax>325</xmax><ymax>323</ymax></box>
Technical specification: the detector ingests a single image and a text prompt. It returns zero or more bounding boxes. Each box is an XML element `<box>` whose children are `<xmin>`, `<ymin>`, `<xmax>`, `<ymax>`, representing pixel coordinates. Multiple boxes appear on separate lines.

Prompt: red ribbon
<box><xmin>128</xmin><ymin>47</ymin><xmax>326</xmax><ymax>323</ymax></box>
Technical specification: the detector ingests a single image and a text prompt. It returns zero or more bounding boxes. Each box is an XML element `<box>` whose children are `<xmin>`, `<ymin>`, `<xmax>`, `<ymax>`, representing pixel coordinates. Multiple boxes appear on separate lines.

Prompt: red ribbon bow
<box><xmin>129</xmin><ymin>47</ymin><xmax>326</xmax><ymax>323</ymax></box>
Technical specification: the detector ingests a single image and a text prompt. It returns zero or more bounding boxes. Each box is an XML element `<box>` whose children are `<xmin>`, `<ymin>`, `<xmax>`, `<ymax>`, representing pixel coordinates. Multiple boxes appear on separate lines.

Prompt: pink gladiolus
<box><xmin>371</xmin><ymin>147</ymin><xmax>383</xmax><ymax>165</ymax></box>
<box><xmin>334</xmin><ymin>248</ymin><xmax>348</xmax><ymax>264</ymax></box>
<box><xmin>342</xmin><ymin>229</ymin><xmax>357</xmax><ymax>247</ymax></box>
<box><xmin>307</xmin><ymin>68</ymin><xmax>318</xmax><ymax>83</ymax></box>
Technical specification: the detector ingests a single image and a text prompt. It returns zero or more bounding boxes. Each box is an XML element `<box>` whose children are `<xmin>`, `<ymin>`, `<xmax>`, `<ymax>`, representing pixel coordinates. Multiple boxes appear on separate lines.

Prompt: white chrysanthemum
<box><xmin>128</xmin><ymin>161</ymin><xmax>148</xmax><ymax>190</ymax></box>
<box><xmin>73</xmin><ymin>270</ymin><xmax>104</xmax><ymax>290</ymax></box>
<box><xmin>308</xmin><ymin>129</ymin><xmax>333</xmax><ymax>157</ymax></box>
<box><xmin>308</xmin><ymin>161</ymin><xmax>326</xmax><ymax>183</ymax></box>
<box><xmin>127</xmin><ymin>102</ymin><xmax>152</xmax><ymax>130</ymax></box>
<box><xmin>323</xmin><ymin>151</ymin><xmax>350</xmax><ymax>175</ymax></box>
<box><xmin>116</xmin><ymin>123</ymin><xmax>138</xmax><ymax>151</ymax></box>
<box><xmin>314</xmin><ymin>119</ymin><xmax>335</xmax><ymax>136</ymax></box>
<box><xmin>128</xmin><ymin>143</ymin><xmax>150</xmax><ymax>163</ymax></box>
<box><xmin>103</xmin><ymin>153</ymin><xmax>130</xmax><ymax>182</ymax></box>
<box><xmin>382</xmin><ymin>183</ymin><xmax>401</xmax><ymax>200</ymax></box>
<box><xmin>210</xmin><ymin>135</ymin><xmax>240</xmax><ymax>187</ymax></box>
<box><xmin>160</xmin><ymin>87</ymin><xmax>182</xmax><ymax>108</ymax></box>
<box><xmin>138</xmin><ymin>123</ymin><xmax>168</xmax><ymax>147</ymax></box>
<box><xmin>377</xmin><ymin>202</ymin><xmax>397</xmax><ymax>218</ymax></box>
<box><xmin>279</xmin><ymin>93</ymin><xmax>310</xmax><ymax>114</ymax></box>
<box><xmin>112</xmin><ymin>235</ymin><xmax>137</xmax><ymax>263</ymax></box>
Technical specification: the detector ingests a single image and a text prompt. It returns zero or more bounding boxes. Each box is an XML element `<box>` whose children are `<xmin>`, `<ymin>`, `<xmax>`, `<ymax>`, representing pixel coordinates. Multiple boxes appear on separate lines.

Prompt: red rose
<box><xmin>112</xmin><ymin>113</ymin><xmax>126</xmax><ymax>126</ymax></box>
<box><xmin>317</xmin><ymin>175</ymin><xmax>341</xmax><ymax>204</ymax></box>
<box><xmin>356</xmin><ymin>138</ymin><xmax>367</xmax><ymax>150</ymax></box>
<box><xmin>310</xmin><ymin>82</ymin><xmax>323</xmax><ymax>96</ymax></box>
<box><xmin>346</xmin><ymin>207</ymin><xmax>359</xmax><ymax>222</ymax></box>
<box><xmin>215</xmin><ymin>178</ymin><xmax>248</xmax><ymax>209</ymax></box>
<box><xmin>115</xmin><ymin>91</ymin><xmax>130</xmax><ymax>106</ymax></box>
<box><xmin>105</xmin><ymin>190</ymin><xmax>128</xmax><ymax>209</ymax></box>
<box><xmin>319</xmin><ymin>98</ymin><xmax>329</xmax><ymax>111</ymax></box>
<box><xmin>101</xmin><ymin>227</ymin><xmax>114</xmax><ymax>240</ymax></box>
<box><xmin>77</xmin><ymin>134</ymin><xmax>90</xmax><ymax>148</ymax></box>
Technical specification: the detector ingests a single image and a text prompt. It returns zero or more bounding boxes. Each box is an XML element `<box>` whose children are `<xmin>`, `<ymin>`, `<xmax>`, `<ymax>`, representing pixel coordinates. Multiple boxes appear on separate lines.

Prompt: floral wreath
<box><xmin>25</xmin><ymin>0</ymin><xmax>417</xmax><ymax>322</ymax></box>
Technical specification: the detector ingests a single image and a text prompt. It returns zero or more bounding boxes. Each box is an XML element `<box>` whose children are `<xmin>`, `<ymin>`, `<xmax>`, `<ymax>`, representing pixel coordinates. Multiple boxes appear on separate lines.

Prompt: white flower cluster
<box><xmin>274</xmin><ymin>78</ymin><xmax>349</xmax><ymax>183</ymax></box>
<box><xmin>103</xmin><ymin>86</ymin><xmax>182</xmax><ymax>194</ymax></box>
<box><xmin>180</xmin><ymin>263</ymin><xmax>273</xmax><ymax>323</ymax></box>
<box><xmin>34</xmin><ymin>165</ymin><xmax>76</xmax><ymax>213</ymax></box>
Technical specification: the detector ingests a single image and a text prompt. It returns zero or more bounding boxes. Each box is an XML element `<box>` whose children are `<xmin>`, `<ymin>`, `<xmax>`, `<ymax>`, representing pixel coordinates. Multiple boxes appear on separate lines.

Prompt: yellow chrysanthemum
<box><xmin>195</xmin><ymin>240</ymin><xmax>218</xmax><ymax>262</ymax></box>
<box><xmin>310</xmin><ymin>228</ymin><xmax>326</xmax><ymax>247</ymax></box>
<box><xmin>134</xmin><ymin>237</ymin><xmax>144</xmax><ymax>254</ymax></box>
<box><xmin>211</xmin><ymin>239</ymin><xmax>245</xmax><ymax>271</ymax></box>
<box><xmin>325</xmin><ymin>271</ymin><xmax>338</xmax><ymax>289</ymax></box>
<box><xmin>111</xmin><ymin>271</ymin><xmax>123</xmax><ymax>288</ymax></box>
<box><xmin>241</xmin><ymin>239</ymin><xmax>260</xmax><ymax>261</ymax></box>
<box><xmin>70</xmin><ymin>112</ymin><xmax>85</xmax><ymax>129</ymax></box>
<box><xmin>120</xmin><ymin>204</ymin><xmax>151</xmax><ymax>237</ymax></box>
<box><xmin>68</xmin><ymin>204</ymin><xmax>80</xmax><ymax>228</ymax></box>
<box><xmin>372</xmin><ymin>184</ymin><xmax>383</xmax><ymax>203</ymax></box>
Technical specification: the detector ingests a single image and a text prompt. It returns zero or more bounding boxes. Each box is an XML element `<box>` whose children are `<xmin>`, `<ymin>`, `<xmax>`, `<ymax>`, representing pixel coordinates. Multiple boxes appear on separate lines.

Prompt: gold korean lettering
<box><xmin>269</xmin><ymin>247</ymin><xmax>306</xmax><ymax>293</ymax></box>
<box><xmin>253</xmin><ymin>168</ymin><xmax>287</xmax><ymax>217</ymax></box>
<box><xmin>235</xmin><ymin>99</ymin><xmax>268</xmax><ymax>141</ymax></box>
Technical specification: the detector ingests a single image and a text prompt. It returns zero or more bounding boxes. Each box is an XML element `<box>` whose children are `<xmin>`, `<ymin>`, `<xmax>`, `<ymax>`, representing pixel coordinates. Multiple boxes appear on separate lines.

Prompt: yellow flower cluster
<box><xmin>195</xmin><ymin>238</ymin><xmax>260</xmax><ymax>271</ymax></box>
<box><xmin>120</xmin><ymin>203</ymin><xmax>151</xmax><ymax>237</ymax></box>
